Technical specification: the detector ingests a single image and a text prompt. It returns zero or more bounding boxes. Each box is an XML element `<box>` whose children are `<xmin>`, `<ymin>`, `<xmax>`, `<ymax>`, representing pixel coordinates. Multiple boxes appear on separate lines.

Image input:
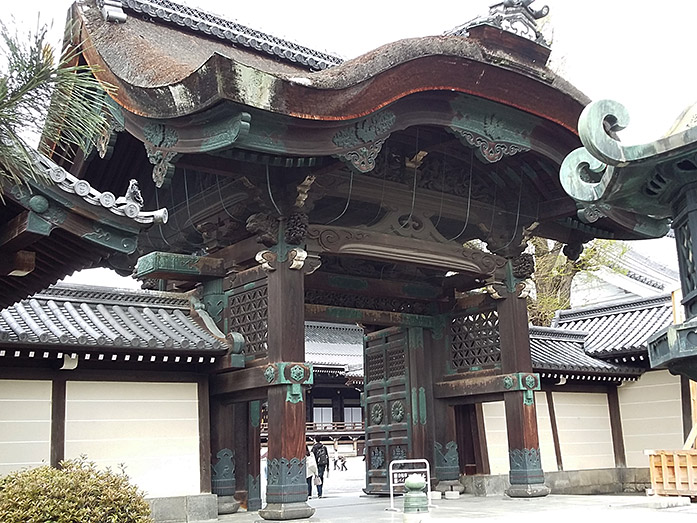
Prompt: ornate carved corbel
<box><xmin>143</xmin><ymin>123</ymin><xmax>180</xmax><ymax>188</ymax></box>
<box><xmin>284</xmin><ymin>211</ymin><xmax>309</xmax><ymax>245</ymax></box>
<box><xmin>332</xmin><ymin>110</ymin><xmax>396</xmax><ymax>174</ymax></box>
<box><xmin>247</xmin><ymin>213</ymin><xmax>279</xmax><ymax>247</ymax></box>
<box><xmin>337</xmin><ymin>140</ymin><xmax>385</xmax><ymax>173</ymax></box>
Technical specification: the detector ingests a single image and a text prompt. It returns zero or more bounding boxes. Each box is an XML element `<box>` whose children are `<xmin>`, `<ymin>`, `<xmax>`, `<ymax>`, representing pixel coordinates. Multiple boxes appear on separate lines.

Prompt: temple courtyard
<box><xmin>217</xmin><ymin>455</ymin><xmax>697</xmax><ymax>522</ymax></box>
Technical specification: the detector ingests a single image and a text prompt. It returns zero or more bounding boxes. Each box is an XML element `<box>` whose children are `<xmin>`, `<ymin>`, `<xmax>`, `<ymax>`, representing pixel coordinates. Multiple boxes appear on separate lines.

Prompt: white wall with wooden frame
<box><xmin>619</xmin><ymin>369</ymin><xmax>684</xmax><ymax>467</ymax></box>
<box><xmin>0</xmin><ymin>373</ymin><xmax>209</xmax><ymax>499</ymax></box>
<box><xmin>0</xmin><ymin>379</ymin><xmax>52</xmax><ymax>476</ymax></box>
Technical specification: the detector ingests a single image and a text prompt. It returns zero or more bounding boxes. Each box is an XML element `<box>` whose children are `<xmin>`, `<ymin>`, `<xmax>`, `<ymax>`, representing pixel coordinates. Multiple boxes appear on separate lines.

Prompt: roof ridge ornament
<box><xmin>33</xmin><ymin>153</ymin><xmax>168</xmax><ymax>225</ymax></box>
<box><xmin>99</xmin><ymin>0</ymin><xmax>127</xmax><ymax>23</ymax></box>
<box><xmin>447</xmin><ymin>0</ymin><xmax>550</xmax><ymax>48</ymax></box>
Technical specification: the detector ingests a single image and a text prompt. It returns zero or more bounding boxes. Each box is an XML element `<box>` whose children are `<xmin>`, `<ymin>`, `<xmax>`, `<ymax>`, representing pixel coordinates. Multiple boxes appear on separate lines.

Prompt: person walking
<box><xmin>305</xmin><ymin>447</ymin><xmax>318</xmax><ymax>499</ymax></box>
<box><xmin>311</xmin><ymin>437</ymin><xmax>329</xmax><ymax>498</ymax></box>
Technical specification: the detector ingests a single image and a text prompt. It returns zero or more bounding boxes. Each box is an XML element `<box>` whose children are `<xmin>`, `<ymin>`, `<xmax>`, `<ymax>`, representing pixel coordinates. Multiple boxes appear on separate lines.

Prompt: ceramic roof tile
<box><xmin>305</xmin><ymin>322</ymin><xmax>363</xmax><ymax>371</ymax></box>
<box><xmin>529</xmin><ymin>327</ymin><xmax>641</xmax><ymax>377</ymax></box>
<box><xmin>115</xmin><ymin>0</ymin><xmax>343</xmax><ymax>70</ymax></box>
<box><xmin>551</xmin><ymin>294</ymin><xmax>673</xmax><ymax>356</ymax></box>
<box><xmin>0</xmin><ymin>283</ymin><xmax>225</xmax><ymax>356</ymax></box>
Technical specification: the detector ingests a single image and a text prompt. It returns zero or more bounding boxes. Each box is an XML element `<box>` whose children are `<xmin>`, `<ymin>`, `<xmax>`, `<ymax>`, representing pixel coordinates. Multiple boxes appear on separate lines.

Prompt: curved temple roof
<box><xmin>77</xmin><ymin>0</ymin><xmax>587</xmax><ymax>125</ymax></box>
<box><xmin>64</xmin><ymin>0</ymin><xmax>626</xmax><ymax>263</ymax></box>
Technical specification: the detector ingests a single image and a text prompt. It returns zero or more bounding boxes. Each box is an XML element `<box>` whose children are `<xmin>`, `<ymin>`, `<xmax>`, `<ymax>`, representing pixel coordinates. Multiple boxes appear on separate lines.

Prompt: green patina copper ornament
<box><xmin>524</xmin><ymin>374</ymin><xmax>536</xmax><ymax>389</ymax></box>
<box><xmin>290</xmin><ymin>364</ymin><xmax>305</xmax><ymax>382</ymax></box>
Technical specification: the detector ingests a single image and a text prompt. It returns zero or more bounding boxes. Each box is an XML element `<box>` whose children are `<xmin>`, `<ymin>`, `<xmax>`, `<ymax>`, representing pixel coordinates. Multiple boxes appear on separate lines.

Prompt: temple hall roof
<box><xmin>305</xmin><ymin>321</ymin><xmax>363</xmax><ymax>375</ymax></box>
<box><xmin>551</xmin><ymin>293</ymin><xmax>674</xmax><ymax>358</ymax></box>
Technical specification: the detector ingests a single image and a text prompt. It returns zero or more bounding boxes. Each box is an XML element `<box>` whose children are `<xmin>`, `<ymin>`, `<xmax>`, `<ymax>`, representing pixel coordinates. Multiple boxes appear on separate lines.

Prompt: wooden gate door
<box><xmin>363</xmin><ymin>326</ymin><xmax>412</xmax><ymax>494</ymax></box>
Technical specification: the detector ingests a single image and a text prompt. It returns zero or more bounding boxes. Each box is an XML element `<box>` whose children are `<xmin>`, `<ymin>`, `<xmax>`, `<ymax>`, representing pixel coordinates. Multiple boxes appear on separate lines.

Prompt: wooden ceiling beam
<box><xmin>306</xmin><ymin>271</ymin><xmax>446</xmax><ymax>302</ymax></box>
<box><xmin>0</xmin><ymin>211</ymin><xmax>51</xmax><ymax>252</ymax></box>
<box><xmin>0</xmin><ymin>251</ymin><xmax>36</xmax><ymax>277</ymax></box>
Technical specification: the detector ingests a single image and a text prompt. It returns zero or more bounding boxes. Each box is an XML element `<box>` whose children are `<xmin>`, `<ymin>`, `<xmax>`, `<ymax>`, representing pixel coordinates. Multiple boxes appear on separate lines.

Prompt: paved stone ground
<box><xmin>220</xmin><ymin>456</ymin><xmax>697</xmax><ymax>522</ymax></box>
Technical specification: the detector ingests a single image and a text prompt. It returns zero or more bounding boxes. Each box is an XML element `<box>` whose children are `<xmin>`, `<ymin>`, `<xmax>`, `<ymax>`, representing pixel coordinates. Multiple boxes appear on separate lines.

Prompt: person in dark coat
<box><xmin>311</xmin><ymin>437</ymin><xmax>329</xmax><ymax>497</ymax></box>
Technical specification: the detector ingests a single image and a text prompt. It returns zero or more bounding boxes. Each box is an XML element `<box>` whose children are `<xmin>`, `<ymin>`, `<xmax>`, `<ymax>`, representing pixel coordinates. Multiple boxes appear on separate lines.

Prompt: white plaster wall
<box><xmin>619</xmin><ymin>369</ymin><xmax>684</xmax><ymax>468</ymax></box>
<box><xmin>65</xmin><ymin>381</ymin><xmax>200</xmax><ymax>498</ymax></box>
<box><xmin>552</xmin><ymin>392</ymin><xmax>614</xmax><ymax>470</ymax></box>
<box><xmin>482</xmin><ymin>401</ymin><xmax>508</xmax><ymax>475</ymax></box>
<box><xmin>0</xmin><ymin>380</ymin><xmax>51</xmax><ymax>476</ymax></box>
<box><xmin>534</xmin><ymin>392</ymin><xmax>558</xmax><ymax>473</ymax></box>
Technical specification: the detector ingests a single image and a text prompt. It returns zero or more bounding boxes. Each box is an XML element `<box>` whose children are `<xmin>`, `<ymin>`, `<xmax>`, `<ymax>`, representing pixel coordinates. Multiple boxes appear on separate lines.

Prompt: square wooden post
<box><xmin>246</xmin><ymin>400</ymin><xmax>263</xmax><ymax>511</ymax></box>
<box><xmin>495</xmin><ymin>259</ymin><xmax>549</xmax><ymax>497</ymax></box>
<box><xmin>258</xmin><ymin>245</ymin><xmax>315</xmax><ymax>520</ymax></box>
<box><xmin>425</xmin><ymin>324</ymin><xmax>462</xmax><ymax>489</ymax></box>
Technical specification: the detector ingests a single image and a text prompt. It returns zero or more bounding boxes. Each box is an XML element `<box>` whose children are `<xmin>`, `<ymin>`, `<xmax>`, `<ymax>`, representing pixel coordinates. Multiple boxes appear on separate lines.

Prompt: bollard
<box><xmin>403</xmin><ymin>474</ymin><xmax>429</xmax><ymax>514</ymax></box>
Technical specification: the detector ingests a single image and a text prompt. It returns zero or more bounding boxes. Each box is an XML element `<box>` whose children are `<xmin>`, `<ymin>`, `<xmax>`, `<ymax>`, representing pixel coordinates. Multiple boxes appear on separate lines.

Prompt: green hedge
<box><xmin>0</xmin><ymin>457</ymin><xmax>152</xmax><ymax>522</ymax></box>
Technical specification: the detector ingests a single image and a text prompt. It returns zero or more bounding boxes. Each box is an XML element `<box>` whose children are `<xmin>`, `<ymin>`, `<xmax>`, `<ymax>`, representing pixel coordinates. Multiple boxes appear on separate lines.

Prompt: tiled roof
<box><xmin>530</xmin><ymin>327</ymin><xmax>642</xmax><ymax>379</ymax></box>
<box><xmin>111</xmin><ymin>0</ymin><xmax>343</xmax><ymax>70</ymax></box>
<box><xmin>305</xmin><ymin>322</ymin><xmax>363</xmax><ymax>373</ymax></box>
<box><xmin>0</xmin><ymin>283</ymin><xmax>227</xmax><ymax>361</ymax></box>
<box><xmin>551</xmin><ymin>293</ymin><xmax>673</xmax><ymax>357</ymax></box>
<box><xmin>35</xmin><ymin>152</ymin><xmax>167</xmax><ymax>225</ymax></box>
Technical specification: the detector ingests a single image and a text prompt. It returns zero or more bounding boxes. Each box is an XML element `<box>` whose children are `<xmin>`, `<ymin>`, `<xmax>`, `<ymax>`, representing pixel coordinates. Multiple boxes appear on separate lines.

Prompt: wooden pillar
<box><xmin>496</xmin><ymin>258</ymin><xmax>549</xmax><ymax>497</ymax></box>
<box><xmin>425</xmin><ymin>324</ymin><xmax>460</xmax><ymax>486</ymax></box>
<box><xmin>258</xmin><ymin>242</ymin><xmax>315</xmax><ymax>520</ymax></box>
<box><xmin>247</xmin><ymin>400</ymin><xmax>262</xmax><ymax>511</ymax></box>
<box><xmin>209</xmin><ymin>396</ymin><xmax>242</xmax><ymax>514</ymax></box>
<box><xmin>545</xmin><ymin>390</ymin><xmax>563</xmax><ymax>471</ymax></box>
<box><xmin>198</xmin><ymin>377</ymin><xmax>212</xmax><ymax>493</ymax></box>
<box><xmin>50</xmin><ymin>376</ymin><xmax>66</xmax><ymax>468</ymax></box>
<box><xmin>407</xmin><ymin>327</ymin><xmax>432</xmax><ymax>463</ymax></box>
<box><xmin>607</xmin><ymin>386</ymin><xmax>626</xmax><ymax>468</ymax></box>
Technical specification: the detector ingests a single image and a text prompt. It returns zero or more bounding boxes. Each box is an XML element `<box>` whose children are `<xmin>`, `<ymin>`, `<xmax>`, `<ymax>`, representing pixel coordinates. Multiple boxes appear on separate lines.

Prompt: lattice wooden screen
<box><xmin>227</xmin><ymin>271</ymin><xmax>268</xmax><ymax>355</ymax></box>
<box><xmin>450</xmin><ymin>309</ymin><xmax>500</xmax><ymax>370</ymax></box>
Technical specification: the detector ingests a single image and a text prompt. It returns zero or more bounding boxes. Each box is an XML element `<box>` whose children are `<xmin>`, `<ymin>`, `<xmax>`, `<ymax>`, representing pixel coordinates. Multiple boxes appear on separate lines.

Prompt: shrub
<box><xmin>0</xmin><ymin>457</ymin><xmax>153</xmax><ymax>523</ymax></box>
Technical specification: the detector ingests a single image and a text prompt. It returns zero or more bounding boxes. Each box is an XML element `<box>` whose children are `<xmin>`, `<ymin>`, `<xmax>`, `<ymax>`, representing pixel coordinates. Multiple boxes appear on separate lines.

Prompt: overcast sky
<box><xmin>4</xmin><ymin>0</ymin><xmax>690</xmax><ymax>284</ymax></box>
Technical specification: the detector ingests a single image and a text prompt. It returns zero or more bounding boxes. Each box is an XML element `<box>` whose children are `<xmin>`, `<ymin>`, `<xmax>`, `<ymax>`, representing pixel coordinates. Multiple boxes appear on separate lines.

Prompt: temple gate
<box><xmin>38</xmin><ymin>0</ymin><xmax>657</xmax><ymax>519</ymax></box>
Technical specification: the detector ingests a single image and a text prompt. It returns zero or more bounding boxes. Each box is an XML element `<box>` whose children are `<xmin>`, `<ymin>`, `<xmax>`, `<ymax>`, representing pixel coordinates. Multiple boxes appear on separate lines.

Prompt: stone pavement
<box><xmin>219</xmin><ymin>455</ymin><xmax>697</xmax><ymax>522</ymax></box>
<box><xmin>220</xmin><ymin>493</ymin><xmax>697</xmax><ymax>523</ymax></box>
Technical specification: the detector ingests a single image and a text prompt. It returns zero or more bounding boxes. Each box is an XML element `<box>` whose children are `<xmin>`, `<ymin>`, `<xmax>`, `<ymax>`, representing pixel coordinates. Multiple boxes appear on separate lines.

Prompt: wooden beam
<box><xmin>305</xmin><ymin>303</ymin><xmax>433</xmax><ymax>327</ymax></box>
<box><xmin>306</xmin><ymin>224</ymin><xmax>503</xmax><ymax>276</ymax></box>
<box><xmin>50</xmin><ymin>377</ymin><xmax>66</xmax><ymax>468</ymax></box>
<box><xmin>0</xmin><ymin>250</ymin><xmax>36</xmax><ymax>276</ymax></box>
<box><xmin>135</xmin><ymin>251</ymin><xmax>225</xmax><ymax>281</ymax></box>
<box><xmin>306</xmin><ymin>271</ymin><xmax>445</xmax><ymax>301</ymax></box>
<box><xmin>198</xmin><ymin>376</ymin><xmax>212</xmax><ymax>493</ymax></box>
<box><xmin>0</xmin><ymin>211</ymin><xmax>51</xmax><ymax>251</ymax></box>
<box><xmin>210</xmin><ymin>236</ymin><xmax>265</xmax><ymax>270</ymax></box>
<box><xmin>546</xmin><ymin>390</ymin><xmax>563</xmax><ymax>471</ymax></box>
<box><xmin>210</xmin><ymin>366</ymin><xmax>269</xmax><ymax>396</ymax></box>
<box><xmin>607</xmin><ymin>386</ymin><xmax>626</xmax><ymax>468</ymax></box>
<box><xmin>434</xmin><ymin>372</ymin><xmax>538</xmax><ymax>399</ymax></box>
<box><xmin>473</xmin><ymin>404</ymin><xmax>490</xmax><ymax>475</ymax></box>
